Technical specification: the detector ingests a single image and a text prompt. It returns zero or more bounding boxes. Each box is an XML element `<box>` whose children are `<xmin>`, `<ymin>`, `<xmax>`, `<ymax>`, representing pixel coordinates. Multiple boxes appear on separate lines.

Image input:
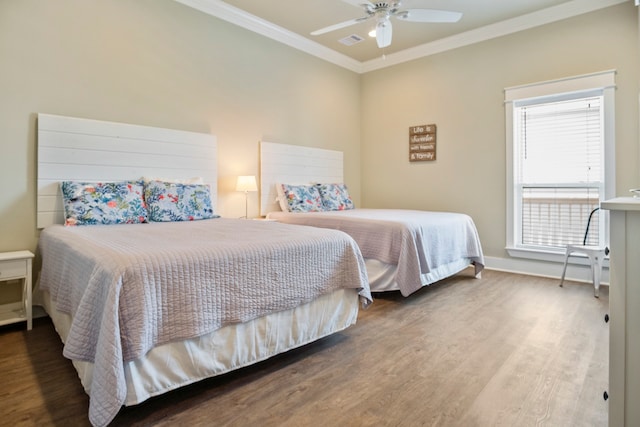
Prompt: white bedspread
<box><xmin>267</xmin><ymin>209</ymin><xmax>484</xmax><ymax>296</ymax></box>
<box><xmin>38</xmin><ymin>219</ymin><xmax>371</xmax><ymax>427</ymax></box>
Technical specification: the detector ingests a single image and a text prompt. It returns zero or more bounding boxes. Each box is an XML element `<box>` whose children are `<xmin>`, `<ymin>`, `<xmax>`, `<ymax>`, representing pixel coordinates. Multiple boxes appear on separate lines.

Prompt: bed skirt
<box><xmin>365</xmin><ymin>258</ymin><xmax>480</xmax><ymax>292</ymax></box>
<box><xmin>41</xmin><ymin>287</ymin><xmax>360</xmax><ymax>407</ymax></box>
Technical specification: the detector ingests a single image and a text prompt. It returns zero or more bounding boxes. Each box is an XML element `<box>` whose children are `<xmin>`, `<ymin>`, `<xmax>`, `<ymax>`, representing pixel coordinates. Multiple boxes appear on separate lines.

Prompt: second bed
<box><xmin>260</xmin><ymin>141</ymin><xmax>485</xmax><ymax>296</ymax></box>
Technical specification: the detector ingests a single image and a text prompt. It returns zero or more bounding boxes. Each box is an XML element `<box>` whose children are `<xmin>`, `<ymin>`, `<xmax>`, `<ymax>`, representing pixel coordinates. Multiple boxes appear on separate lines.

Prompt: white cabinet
<box><xmin>601</xmin><ymin>197</ymin><xmax>640</xmax><ymax>427</ymax></box>
<box><xmin>0</xmin><ymin>250</ymin><xmax>34</xmax><ymax>330</ymax></box>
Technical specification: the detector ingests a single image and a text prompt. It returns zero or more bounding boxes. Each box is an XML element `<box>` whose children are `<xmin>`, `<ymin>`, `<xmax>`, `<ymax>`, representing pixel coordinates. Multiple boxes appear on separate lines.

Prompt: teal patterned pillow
<box><xmin>61</xmin><ymin>180</ymin><xmax>148</xmax><ymax>226</ymax></box>
<box><xmin>317</xmin><ymin>183</ymin><xmax>354</xmax><ymax>211</ymax></box>
<box><xmin>280</xmin><ymin>184</ymin><xmax>324</xmax><ymax>213</ymax></box>
<box><xmin>144</xmin><ymin>181</ymin><xmax>217</xmax><ymax>222</ymax></box>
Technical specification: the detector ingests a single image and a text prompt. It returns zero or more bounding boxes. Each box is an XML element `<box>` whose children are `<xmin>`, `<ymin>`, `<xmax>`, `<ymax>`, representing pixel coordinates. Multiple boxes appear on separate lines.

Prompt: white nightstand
<box><xmin>0</xmin><ymin>250</ymin><xmax>34</xmax><ymax>330</ymax></box>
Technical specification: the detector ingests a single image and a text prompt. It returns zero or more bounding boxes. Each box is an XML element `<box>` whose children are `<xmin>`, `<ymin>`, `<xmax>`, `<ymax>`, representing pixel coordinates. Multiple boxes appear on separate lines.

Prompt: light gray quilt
<box><xmin>38</xmin><ymin>219</ymin><xmax>371</xmax><ymax>427</ymax></box>
<box><xmin>267</xmin><ymin>209</ymin><xmax>485</xmax><ymax>295</ymax></box>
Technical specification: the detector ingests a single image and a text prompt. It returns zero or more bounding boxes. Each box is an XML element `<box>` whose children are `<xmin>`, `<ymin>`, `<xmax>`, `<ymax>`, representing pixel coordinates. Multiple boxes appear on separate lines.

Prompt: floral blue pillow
<box><xmin>280</xmin><ymin>184</ymin><xmax>324</xmax><ymax>213</ymax></box>
<box><xmin>144</xmin><ymin>181</ymin><xmax>217</xmax><ymax>222</ymax></box>
<box><xmin>316</xmin><ymin>183</ymin><xmax>355</xmax><ymax>211</ymax></box>
<box><xmin>61</xmin><ymin>180</ymin><xmax>148</xmax><ymax>226</ymax></box>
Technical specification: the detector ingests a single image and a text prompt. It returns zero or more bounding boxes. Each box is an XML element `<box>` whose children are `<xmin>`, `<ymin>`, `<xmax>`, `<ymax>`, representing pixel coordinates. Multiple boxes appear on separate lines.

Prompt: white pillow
<box><xmin>275</xmin><ymin>183</ymin><xmax>289</xmax><ymax>212</ymax></box>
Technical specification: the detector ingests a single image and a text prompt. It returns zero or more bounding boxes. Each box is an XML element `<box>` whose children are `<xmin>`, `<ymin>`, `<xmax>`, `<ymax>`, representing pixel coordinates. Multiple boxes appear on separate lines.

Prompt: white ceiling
<box><xmin>176</xmin><ymin>0</ymin><xmax>628</xmax><ymax>73</ymax></box>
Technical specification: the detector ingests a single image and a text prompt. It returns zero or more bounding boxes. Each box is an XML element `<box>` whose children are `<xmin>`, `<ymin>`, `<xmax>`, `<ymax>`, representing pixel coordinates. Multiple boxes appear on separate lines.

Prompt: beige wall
<box><xmin>360</xmin><ymin>2</ymin><xmax>639</xmax><ymax>259</ymax></box>
<box><xmin>0</xmin><ymin>0</ymin><xmax>361</xmax><ymax>254</ymax></box>
<box><xmin>0</xmin><ymin>0</ymin><xmax>638</xmax><ymax>267</ymax></box>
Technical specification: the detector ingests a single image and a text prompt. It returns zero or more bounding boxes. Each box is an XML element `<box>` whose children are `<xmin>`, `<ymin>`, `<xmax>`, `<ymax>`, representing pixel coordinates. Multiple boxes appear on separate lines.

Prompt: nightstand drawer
<box><xmin>0</xmin><ymin>260</ymin><xmax>27</xmax><ymax>279</ymax></box>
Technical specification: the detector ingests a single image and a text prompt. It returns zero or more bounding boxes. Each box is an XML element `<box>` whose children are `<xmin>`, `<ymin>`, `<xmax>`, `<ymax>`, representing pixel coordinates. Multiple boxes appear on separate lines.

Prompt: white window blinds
<box><xmin>517</xmin><ymin>96</ymin><xmax>602</xmax><ymax>184</ymax></box>
<box><xmin>514</xmin><ymin>95</ymin><xmax>604</xmax><ymax>249</ymax></box>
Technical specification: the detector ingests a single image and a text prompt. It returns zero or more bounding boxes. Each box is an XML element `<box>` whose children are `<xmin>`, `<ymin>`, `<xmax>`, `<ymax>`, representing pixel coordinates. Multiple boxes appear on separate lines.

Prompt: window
<box><xmin>505</xmin><ymin>71</ymin><xmax>615</xmax><ymax>260</ymax></box>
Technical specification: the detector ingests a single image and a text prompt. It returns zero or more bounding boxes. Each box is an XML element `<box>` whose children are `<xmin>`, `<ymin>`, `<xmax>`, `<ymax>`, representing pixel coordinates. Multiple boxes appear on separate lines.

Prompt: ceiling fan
<box><xmin>310</xmin><ymin>1</ymin><xmax>462</xmax><ymax>49</ymax></box>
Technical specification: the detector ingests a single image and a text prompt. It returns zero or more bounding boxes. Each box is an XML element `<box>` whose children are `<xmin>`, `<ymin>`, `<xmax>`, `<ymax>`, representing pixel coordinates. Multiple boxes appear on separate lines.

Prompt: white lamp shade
<box><xmin>236</xmin><ymin>175</ymin><xmax>257</xmax><ymax>192</ymax></box>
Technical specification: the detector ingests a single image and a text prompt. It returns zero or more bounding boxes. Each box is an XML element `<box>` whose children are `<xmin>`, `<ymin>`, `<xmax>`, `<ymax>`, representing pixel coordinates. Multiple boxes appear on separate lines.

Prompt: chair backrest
<box><xmin>583</xmin><ymin>207</ymin><xmax>600</xmax><ymax>245</ymax></box>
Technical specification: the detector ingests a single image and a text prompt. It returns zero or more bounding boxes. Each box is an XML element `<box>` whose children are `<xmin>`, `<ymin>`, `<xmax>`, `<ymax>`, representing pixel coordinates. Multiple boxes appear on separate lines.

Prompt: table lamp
<box><xmin>236</xmin><ymin>175</ymin><xmax>258</xmax><ymax>218</ymax></box>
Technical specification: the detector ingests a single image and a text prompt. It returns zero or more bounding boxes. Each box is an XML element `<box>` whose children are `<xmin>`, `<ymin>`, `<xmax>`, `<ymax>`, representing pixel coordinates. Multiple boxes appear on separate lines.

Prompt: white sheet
<box><xmin>365</xmin><ymin>258</ymin><xmax>478</xmax><ymax>293</ymax></box>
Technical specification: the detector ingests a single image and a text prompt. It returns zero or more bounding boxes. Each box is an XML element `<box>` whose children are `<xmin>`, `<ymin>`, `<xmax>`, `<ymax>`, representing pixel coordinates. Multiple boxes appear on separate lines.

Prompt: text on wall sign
<box><xmin>409</xmin><ymin>124</ymin><xmax>436</xmax><ymax>162</ymax></box>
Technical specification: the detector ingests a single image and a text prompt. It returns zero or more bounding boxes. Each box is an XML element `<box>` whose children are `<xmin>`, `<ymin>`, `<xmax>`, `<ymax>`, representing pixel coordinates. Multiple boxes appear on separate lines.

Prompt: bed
<box><xmin>36</xmin><ymin>115</ymin><xmax>372</xmax><ymax>427</ymax></box>
<box><xmin>259</xmin><ymin>141</ymin><xmax>484</xmax><ymax>297</ymax></box>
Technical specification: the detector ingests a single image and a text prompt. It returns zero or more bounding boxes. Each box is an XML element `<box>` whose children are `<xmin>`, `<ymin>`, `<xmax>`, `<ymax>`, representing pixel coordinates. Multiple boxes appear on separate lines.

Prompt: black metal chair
<box><xmin>559</xmin><ymin>207</ymin><xmax>609</xmax><ymax>297</ymax></box>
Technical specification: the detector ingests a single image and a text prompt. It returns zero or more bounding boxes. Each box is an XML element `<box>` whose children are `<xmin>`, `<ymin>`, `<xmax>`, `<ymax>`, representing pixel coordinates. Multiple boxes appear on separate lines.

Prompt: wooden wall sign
<box><xmin>409</xmin><ymin>124</ymin><xmax>436</xmax><ymax>162</ymax></box>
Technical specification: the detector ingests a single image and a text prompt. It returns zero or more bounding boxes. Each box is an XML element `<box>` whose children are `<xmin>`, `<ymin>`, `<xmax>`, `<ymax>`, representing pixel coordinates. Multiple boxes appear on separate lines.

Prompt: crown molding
<box><xmin>176</xmin><ymin>0</ymin><xmax>628</xmax><ymax>74</ymax></box>
<box><xmin>174</xmin><ymin>0</ymin><xmax>364</xmax><ymax>73</ymax></box>
<box><xmin>360</xmin><ymin>0</ymin><xmax>628</xmax><ymax>72</ymax></box>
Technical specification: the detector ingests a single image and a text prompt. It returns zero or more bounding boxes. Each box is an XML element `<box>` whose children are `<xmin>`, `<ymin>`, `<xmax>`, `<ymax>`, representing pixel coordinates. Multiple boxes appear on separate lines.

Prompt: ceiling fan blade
<box><xmin>376</xmin><ymin>19</ymin><xmax>392</xmax><ymax>48</ymax></box>
<box><xmin>310</xmin><ymin>16</ymin><xmax>370</xmax><ymax>36</ymax></box>
<box><xmin>396</xmin><ymin>9</ymin><xmax>462</xmax><ymax>23</ymax></box>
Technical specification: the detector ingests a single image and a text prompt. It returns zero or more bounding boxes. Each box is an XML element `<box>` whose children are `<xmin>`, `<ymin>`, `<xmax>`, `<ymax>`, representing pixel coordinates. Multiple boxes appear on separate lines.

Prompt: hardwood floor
<box><xmin>0</xmin><ymin>269</ymin><xmax>608</xmax><ymax>426</ymax></box>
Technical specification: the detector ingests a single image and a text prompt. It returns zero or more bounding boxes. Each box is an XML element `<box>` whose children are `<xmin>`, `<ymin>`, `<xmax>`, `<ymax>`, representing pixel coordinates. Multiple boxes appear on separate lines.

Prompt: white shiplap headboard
<box><xmin>37</xmin><ymin>113</ymin><xmax>217</xmax><ymax>228</ymax></box>
<box><xmin>259</xmin><ymin>141</ymin><xmax>343</xmax><ymax>216</ymax></box>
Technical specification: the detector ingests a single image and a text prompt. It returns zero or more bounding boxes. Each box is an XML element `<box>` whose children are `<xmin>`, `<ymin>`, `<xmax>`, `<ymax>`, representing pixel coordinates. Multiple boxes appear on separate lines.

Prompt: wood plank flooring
<box><xmin>0</xmin><ymin>269</ymin><xmax>609</xmax><ymax>426</ymax></box>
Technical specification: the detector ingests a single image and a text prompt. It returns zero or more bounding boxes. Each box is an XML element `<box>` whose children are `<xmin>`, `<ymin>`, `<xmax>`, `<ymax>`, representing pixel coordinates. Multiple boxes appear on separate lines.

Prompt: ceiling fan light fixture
<box><xmin>375</xmin><ymin>18</ymin><xmax>392</xmax><ymax>48</ymax></box>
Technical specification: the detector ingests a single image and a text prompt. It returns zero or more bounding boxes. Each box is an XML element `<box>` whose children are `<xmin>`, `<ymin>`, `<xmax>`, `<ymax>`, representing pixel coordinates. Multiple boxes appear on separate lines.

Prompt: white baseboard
<box><xmin>483</xmin><ymin>255</ymin><xmax>610</xmax><ymax>286</ymax></box>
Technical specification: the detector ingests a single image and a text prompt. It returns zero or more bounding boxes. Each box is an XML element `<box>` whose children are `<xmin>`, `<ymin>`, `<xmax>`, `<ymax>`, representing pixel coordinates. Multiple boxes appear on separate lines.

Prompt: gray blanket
<box><xmin>267</xmin><ymin>209</ymin><xmax>485</xmax><ymax>295</ymax></box>
<box><xmin>39</xmin><ymin>219</ymin><xmax>371</xmax><ymax>427</ymax></box>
